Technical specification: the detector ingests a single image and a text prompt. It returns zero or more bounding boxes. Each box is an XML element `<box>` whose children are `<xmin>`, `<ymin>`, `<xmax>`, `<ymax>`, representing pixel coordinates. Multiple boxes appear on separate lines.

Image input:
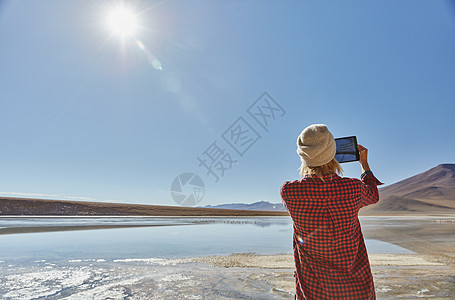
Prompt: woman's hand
<box><xmin>357</xmin><ymin>144</ymin><xmax>370</xmax><ymax>173</ymax></box>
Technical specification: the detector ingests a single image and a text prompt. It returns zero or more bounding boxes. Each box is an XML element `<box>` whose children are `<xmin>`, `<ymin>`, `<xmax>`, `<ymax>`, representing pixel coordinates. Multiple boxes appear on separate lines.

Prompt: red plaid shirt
<box><xmin>281</xmin><ymin>171</ymin><xmax>382</xmax><ymax>300</ymax></box>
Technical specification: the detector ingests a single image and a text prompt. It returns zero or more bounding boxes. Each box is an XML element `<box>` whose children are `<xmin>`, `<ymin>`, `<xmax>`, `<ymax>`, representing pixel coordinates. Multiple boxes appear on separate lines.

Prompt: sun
<box><xmin>106</xmin><ymin>4</ymin><xmax>139</xmax><ymax>39</ymax></box>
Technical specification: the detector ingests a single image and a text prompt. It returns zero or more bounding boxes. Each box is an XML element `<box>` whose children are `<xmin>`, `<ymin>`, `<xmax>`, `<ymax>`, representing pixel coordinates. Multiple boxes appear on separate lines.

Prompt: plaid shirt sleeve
<box><xmin>281</xmin><ymin>171</ymin><xmax>382</xmax><ymax>300</ymax></box>
<box><xmin>359</xmin><ymin>170</ymin><xmax>383</xmax><ymax>208</ymax></box>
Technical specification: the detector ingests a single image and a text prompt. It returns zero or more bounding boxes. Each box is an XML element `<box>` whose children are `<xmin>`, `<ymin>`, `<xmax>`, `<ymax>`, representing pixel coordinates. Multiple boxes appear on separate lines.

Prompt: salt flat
<box><xmin>1</xmin><ymin>252</ymin><xmax>454</xmax><ymax>299</ymax></box>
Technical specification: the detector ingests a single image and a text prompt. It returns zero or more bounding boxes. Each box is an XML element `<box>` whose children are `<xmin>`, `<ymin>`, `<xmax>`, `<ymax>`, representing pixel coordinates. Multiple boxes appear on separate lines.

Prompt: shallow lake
<box><xmin>0</xmin><ymin>216</ymin><xmax>415</xmax><ymax>265</ymax></box>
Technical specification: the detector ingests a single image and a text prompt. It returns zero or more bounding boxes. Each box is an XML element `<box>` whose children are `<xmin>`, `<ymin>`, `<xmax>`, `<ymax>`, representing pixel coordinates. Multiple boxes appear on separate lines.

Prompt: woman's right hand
<box><xmin>357</xmin><ymin>144</ymin><xmax>370</xmax><ymax>173</ymax></box>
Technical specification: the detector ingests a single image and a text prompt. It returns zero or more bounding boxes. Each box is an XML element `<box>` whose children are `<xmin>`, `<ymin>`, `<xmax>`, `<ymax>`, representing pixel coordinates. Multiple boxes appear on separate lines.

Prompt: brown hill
<box><xmin>361</xmin><ymin>164</ymin><xmax>455</xmax><ymax>215</ymax></box>
<box><xmin>0</xmin><ymin>197</ymin><xmax>289</xmax><ymax>217</ymax></box>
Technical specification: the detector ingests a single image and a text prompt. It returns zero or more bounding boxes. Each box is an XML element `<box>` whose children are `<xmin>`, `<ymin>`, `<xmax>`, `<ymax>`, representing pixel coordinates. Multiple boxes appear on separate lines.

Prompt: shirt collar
<box><xmin>303</xmin><ymin>172</ymin><xmax>339</xmax><ymax>181</ymax></box>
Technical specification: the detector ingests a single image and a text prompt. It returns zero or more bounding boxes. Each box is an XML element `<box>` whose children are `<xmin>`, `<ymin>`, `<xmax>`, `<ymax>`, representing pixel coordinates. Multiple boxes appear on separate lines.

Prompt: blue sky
<box><xmin>0</xmin><ymin>0</ymin><xmax>454</xmax><ymax>206</ymax></box>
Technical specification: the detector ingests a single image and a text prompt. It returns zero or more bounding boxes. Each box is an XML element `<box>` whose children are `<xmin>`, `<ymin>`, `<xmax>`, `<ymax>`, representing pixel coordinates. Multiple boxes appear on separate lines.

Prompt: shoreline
<box><xmin>0</xmin><ymin>215</ymin><xmax>290</xmax><ymax>218</ymax></box>
<box><xmin>1</xmin><ymin>213</ymin><xmax>454</xmax><ymax>219</ymax></box>
<box><xmin>191</xmin><ymin>252</ymin><xmax>447</xmax><ymax>268</ymax></box>
<box><xmin>0</xmin><ymin>224</ymin><xmax>191</xmax><ymax>235</ymax></box>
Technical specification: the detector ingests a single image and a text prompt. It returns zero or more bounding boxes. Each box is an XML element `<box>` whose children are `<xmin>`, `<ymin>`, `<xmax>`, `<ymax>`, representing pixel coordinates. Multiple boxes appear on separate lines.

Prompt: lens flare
<box><xmin>136</xmin><ymin>39</ymin><xmax>163</xmax><ymax>71</ymax></box>
<box><xmin>136</xmin><ymin>40</ymin><xmax>145</xmax><ymax>50</ymax></box>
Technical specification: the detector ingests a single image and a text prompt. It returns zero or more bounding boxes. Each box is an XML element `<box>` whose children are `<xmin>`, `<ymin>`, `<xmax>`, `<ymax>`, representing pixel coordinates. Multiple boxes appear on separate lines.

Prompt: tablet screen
<box><xmin>335</xmin><ymin>136</ymin><xmax>359</xmax><ymax>163</ymax></box>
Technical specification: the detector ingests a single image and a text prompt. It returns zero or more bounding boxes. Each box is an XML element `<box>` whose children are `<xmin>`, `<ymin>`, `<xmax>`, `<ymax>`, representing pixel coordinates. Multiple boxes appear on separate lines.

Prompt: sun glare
<box><xmin>100</xmin><ymin>2</ymin><xmax>163</xmax><ymax>70</ymax></box>
<box><xmin>106</xmin><ymin>4</ymin><xmax>139</xmax><ymax>39</ymax></box>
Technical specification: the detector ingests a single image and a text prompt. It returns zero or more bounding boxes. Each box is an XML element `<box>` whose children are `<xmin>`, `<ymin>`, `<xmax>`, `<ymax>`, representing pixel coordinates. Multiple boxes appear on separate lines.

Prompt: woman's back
<box><xmin>282</xmin><ymin>124</ymin><xmax>382</xmax><ymax>300</ymax></box>
<box><xmin>282</xmin><ymin>173</ymin><xmax>371</xmax><ymax>269</ymax></box>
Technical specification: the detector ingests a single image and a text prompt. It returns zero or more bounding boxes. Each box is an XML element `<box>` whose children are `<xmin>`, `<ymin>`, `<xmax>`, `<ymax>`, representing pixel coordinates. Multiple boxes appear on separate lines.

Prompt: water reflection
<box><xmin>0</xmin><ymin>216</ymin><xmax>420</xmax><ymax>265</ymax></box>
<box><xmin>0</xmin><ymin>217</ymin><xmax>293</xmax><ymax>264</ymax></box>
<box><xmin>0</xmin><ymin>216</ymin><xmax>287</xmax><ymax>231</ymax></box>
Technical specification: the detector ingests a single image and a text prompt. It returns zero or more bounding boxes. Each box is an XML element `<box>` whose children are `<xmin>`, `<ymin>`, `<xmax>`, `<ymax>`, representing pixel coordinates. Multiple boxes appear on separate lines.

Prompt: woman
<box><xmin>280</xmin><ymin>124</ymin><xmax>382</xmax><ymax>300</ymax></box>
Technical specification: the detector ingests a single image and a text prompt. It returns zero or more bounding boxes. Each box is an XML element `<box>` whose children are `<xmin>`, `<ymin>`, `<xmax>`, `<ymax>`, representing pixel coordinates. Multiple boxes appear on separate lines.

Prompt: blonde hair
<box><xmin>298</xmin><ymin>158</ymin><xmax>343</xmax><ymax>181</ymax></box>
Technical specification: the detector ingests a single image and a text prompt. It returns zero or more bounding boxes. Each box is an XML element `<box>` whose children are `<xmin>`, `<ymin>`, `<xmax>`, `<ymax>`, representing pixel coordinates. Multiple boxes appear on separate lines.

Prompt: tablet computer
<box><xmin>335</xmin><ymin>136</ymin><xmax>360</xmax><ymax>163</ymax></box>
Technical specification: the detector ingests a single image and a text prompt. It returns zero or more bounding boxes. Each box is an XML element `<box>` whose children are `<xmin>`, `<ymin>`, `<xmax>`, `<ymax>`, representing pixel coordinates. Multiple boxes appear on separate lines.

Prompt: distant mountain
<box><xmin>0</xmin><ymin>197</ymin><xmax>288</xmax><ymax>216</ymax></box>
<box><xmin>204</xmin><ymin>201</ymin><xmax>286</xmax><ymax>211</ymax></box>
<box><xmin>361</xmin><ymin>164</ymin><xmax>455</xmax><ymax>215</ymax></box>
